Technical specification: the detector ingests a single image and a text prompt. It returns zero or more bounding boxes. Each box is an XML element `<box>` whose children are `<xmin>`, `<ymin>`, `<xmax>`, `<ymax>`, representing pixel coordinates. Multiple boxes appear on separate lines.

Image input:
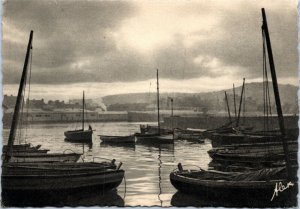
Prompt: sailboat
<box><xmin>169</xmin><ymin>9</ymin><xmax>297</xmax><ymax>205</ymax></box>
<box><xmin>2</xmin><ymin>31</ymin><xmax>125</xmax><ymax>206</ymax></box>
<box><xmin>135</xmin><ymin>69</ymin><xmax>174</xmax><ymax>144</ymax></box>
<box><xmin>64</xmin><ymin>91</ymin><xmax>93</xmax><ymax>143</ymax></box>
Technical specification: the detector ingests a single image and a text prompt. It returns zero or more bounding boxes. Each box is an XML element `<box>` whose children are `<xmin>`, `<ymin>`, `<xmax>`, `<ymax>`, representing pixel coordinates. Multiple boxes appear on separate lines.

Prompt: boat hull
<box><xmin>2</xmin><ymin>162</ymin><xmax>124</xmax><ymax>197</ymax></box>
<box><xmin>170</xmin><ymin>170</ymin><xmax>297</xmax><ymax>203</ymax></box>
<box><xmin>100</xmin><ymin>135</ymin><xmax>135</xmax><ymax>143</ymax></box>
<box><xmin>8</xmin><ymin>153</ymin><xmax>81</xmax><ymax>163</ymax></box>
<box><xmin>135</xmin><ymin>133</ymin><xmax>174</xmax><ymax>144</ymax></box>
<box><xmin>2</xmin><ymin>169</ymin><xmax>124</xmax><ymax>191</ymax></box>
<box><xmin>174</xmin><ymin>129</ymin><xmax>205</xmax><ymax>142</ymax></box>
<box><xmin>64</xmin><ymin>130</ymin><xmax>93</xmax><ymax>143</ymax></box>
<box><xmin>2</xmin><ymin>167</ymin><xmax>125</xmax><ymax>206</ymax></box>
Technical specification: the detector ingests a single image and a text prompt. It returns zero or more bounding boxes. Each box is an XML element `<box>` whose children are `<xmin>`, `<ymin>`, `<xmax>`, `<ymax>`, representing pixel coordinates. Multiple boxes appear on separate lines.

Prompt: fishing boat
<box><xmin>3</xmin><ymin>144</ymin><xmax>41</xmax><ymax>151</ymax></box>
<box><xmin>64</xmin><ymin>91</ymin><xmax>93</xmax><ymax>143</ymax></box>
<box><xmin>170</xmin><ymin>164</ymin><xmax>296</xmax><ymax>203</ymax></box>
<box><xmin>140</xmin><ymin>124</ymin><xmax>172</xmax><ymax>135</ymax></box>
<box><xmin>2</xmin><ymin>162</ymin><xmax>124</xmax><ymax>197</ymax></box>
<box><xmin>174</xmin><ymin>128</ymin><xmax>205</xmax><ymax>143</ymax></box>
<box><xmin>169</xmin><ymin>9</ymin><xmax>298</xmax><ymax>205</ymax></box>
<box><xmin>2</xmin><ymin>31</ymin><xmax>125</xmax><ymax>206</ymax></box>
<box><xmin>136</xmin><ymin>69</ymin><xmax>174</xmax><ymax>144</ymax></box>
<box><xmin>2</xmin><ymin>144</ymin><xmax>49</xmax><ymax>154</ymax></box>
<box><xmin>99</xmin><ymin>134</ymin><xmax>135</xmax><ymax>144</ymax></box>
<box><xmin>8</xmin><ymin>152</ymin><xmax>81</xmax><ymax>163</ymax></box>
<box><xmin>208</xmin><ymin>141</ymin><xmax>298</xmax><ymax>165</ymax></box>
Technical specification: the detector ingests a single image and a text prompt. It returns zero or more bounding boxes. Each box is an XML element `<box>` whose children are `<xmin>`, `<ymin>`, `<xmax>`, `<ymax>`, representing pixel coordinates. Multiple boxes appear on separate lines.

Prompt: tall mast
<box><xmin>224</xmin><ymin>91</ymin><xmax>232</xmax><ymax>124</ymax></box>
<box><xmin>233</xmin><ymin>84</ymin><xmax>237</xmax><ymax>122</ymax></box>
<box><xmin>4</xmin><ymin>31</ymin><xmax>33</xmax><ymax>162</ymax></box>
<box><xmin>236</xmin><ymin>78</ymin><xmax>245</xmax><ymax>127</ymax></box>
<box><xmin>82</xmin><ymin>91</ymin><xmax>85</xmax><ymax>130</ymax></box>
<box><xmin>170</xmin><ymin>97</ymin><xmax>174</xmax><ymax>131</ymax></box>
<box><xmin>261</xmin><ymin>8</ymin><xmax>292</xmax><ymax>179</ymax></box>
<box><xmin>157</xmin><ymin>69</ymin><xmax>160</xmax><ymax>134</ymax></box>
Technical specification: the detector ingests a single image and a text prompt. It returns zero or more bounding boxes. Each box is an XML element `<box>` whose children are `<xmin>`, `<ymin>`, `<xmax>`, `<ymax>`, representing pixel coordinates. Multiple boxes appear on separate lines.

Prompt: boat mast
<box><xmin>224</xmin><ymin>91</ymin><xmax>232</xmax><ymax>124</ymax></box>
<box><xmin>233</xmin><ymin>84</ymin><xmax>237</xmax><ymax>122</ymax></box>
<box><xmin>82</xmin><ymin>91</ymin><xmax>85</xmax><ymax>130</ymax></box>
<box><xmin>4</xmin><ymin>31</ymin><xmax>33</xmax><ymax>162</ymax></box>
<box><xmin>157</xmin><ymin>69</ymin><xmax>160</xmax><ymax>134</ymax></box>
<box><xmin>261</xmin><ymin>8</ymin><xmax>292</xmax><ymax>179</ymax></box>
<box><xmin>236</xmin><ymin>78</ymin><xmax>245</xmax><ymax>127</ymax></box>
<box><xmin>169</xmin><ymin>97</ymin><xmax>174</xmax><ymax>131</ymax></box>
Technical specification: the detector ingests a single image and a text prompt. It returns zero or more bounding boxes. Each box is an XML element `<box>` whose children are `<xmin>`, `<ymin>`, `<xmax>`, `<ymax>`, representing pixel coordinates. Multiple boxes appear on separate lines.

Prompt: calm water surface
<box><xmin>3</xmin><ymin>122</ymin><xmax>213</xmax><ymax>207</ymax></box>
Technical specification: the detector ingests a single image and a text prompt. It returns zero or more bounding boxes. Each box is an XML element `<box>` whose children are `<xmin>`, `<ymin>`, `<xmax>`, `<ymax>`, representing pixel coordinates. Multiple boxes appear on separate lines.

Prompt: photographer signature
<box><xmin>271</xmin><ymin>181</ymin><xmax>294</xmax><ymax>201</ymax></box>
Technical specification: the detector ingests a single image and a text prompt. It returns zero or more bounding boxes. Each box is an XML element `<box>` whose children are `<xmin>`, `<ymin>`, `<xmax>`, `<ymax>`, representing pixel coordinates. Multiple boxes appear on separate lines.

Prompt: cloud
<box><xmin>2</xmin><ymin>0</ymin><xmax>297</xmax><ymax>86</ymax></box>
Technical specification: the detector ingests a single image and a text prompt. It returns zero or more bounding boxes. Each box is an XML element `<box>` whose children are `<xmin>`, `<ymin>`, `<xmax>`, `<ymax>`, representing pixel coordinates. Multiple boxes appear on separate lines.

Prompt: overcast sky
<box><xmin>2</xmin><ymin>0</ymin><xmax>298</xmax><ymax>101</ymax></box>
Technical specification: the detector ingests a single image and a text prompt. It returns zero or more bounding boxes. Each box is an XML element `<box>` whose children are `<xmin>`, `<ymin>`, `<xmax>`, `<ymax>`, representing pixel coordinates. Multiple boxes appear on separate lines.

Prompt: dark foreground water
<box><xmin>2</xmin><ymin>122</ymin><xmax>297</xmax><ymax>207</ymax></box>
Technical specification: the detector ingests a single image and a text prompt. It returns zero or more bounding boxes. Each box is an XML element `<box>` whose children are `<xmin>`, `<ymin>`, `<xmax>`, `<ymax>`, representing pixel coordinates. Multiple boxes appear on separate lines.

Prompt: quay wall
<box><xmin>162</xmin><ymin>115</ymin><xmax>299</xmax><ymax>131</ymax></box>
<box><xmin>3</xmin><ymin>111</ymin><xmax>128</xmax><ymax>127</ymax></box>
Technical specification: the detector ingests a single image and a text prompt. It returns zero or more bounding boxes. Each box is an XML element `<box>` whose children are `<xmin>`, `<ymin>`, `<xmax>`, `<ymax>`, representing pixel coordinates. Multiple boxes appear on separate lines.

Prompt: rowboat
<box><xmin>174</xmin><ymin>128</ymin><xmax>205</xmax><ymax>143</ymax></box>
<box><xmin>3</xmin><ymin>160</ymin><xmax>117</xmax><ymax>174</ymax></box>
<box><xmin>140</xmin><ymin>124</ymin><xmax>172</xmax><ymax>135</ymax></box>
<box><xmin>99</xmin><ymin>135</ymin><xmax>135</xmax><ymax>143</ymax></box>
<box><xmin>170</xmin><ymin>165</ymin><xmax>297</xmax><ymax>202</ymax></box>
<box><xmin>3</xmin><ymin>144</ymin><xmax>41</xmax><ymax>151</ymax></box>
<box><xmin>64</xmin><ymin>129</ymin><xmax>93</xmax><ymax>143</ymax></box>
<box><xmin>8</xmin><ymin>152</ymin><xmax>81</xmax><ymax>163</ymax></box>
<box><xmin>210</xmin><ymin>130</ymin><xmax>298</xmax><ymax>148</ymax></box>
<box><xmin>2</xmin><ymin>162</ymin><xmax>125</xmax><ymax>202</ymax></box>
<box><xmin>3</xmin><ymin>146</ymin><xmax>49</xmax><ymax>155</ymax></box>
<box><xmin>135</xmin><ymin>133</ymin><xmax>174</xmax><ymax>144</ymax></box>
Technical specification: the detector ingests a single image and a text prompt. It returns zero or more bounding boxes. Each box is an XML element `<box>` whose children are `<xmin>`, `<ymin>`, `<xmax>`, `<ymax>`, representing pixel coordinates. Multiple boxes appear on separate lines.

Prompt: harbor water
<box><xmin>2</xmin><ymin>121</ymin><xmax>213</xmax><ymax>207</ymax></box>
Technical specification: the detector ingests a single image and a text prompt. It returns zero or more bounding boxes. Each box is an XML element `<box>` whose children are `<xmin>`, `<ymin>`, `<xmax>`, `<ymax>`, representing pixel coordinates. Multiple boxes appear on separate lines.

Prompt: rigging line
<box><xmin>243</xmin><ymin>81</ymin><xmax>246</xmax><ymax>125</ymax></box>
<box><xmin>17</xmin><ymin>67</ymin><xmax>28</xmax><ymax>145</ymax></box>
<box><xmin>265</xmin><ymin>60</ymin><xmax>270</xmax><ymax>131</ymax></box>
<box><xmin>17</xmin><ymin>96</ymin><xmax>25</xmax><ymax>144</ymax></box>
<box><xmin>24</xmin><ymin>46</ymin><xmax>33</xmax><ymax>143</ymax></box>
<box><xmin>17</xmin><ymin>52</ymin><xmax>31</xmax><ymax>145</ymax></box>
<box><xmin>262</xmin><ymin>29</ymin><xmax>266</xmax><ymax>133</ymax></box>
<box><xmin>263</xmin><ymin>30</ymin><xmax>272</xmax><ymax>132</ymax></box>
<box><xmin>263</xmin><ymin>28</ymin><xmax>272</xmax><ymax>152</ymax></box>
<box><xmin>264</xmin><ymin>51</ymin><xmax>273</xmax><ymax>131</ymax></box>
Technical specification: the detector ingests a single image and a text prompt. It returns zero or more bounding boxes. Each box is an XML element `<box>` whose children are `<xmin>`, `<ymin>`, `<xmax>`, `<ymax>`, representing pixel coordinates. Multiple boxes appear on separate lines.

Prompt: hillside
<box><xmin>101</xmin><ymin>82</ymin><xmax>298</xmax><ymax>114</ymax></box>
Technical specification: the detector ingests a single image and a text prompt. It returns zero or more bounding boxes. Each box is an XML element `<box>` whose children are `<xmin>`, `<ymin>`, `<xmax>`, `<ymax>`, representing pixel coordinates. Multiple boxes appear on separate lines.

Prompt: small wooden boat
<box><xmin>170</xmin><ymin>164</ymin><xmax>297</xmax><ymax>202</ymax></box>
<box><xmin>140</xmin><ymin>124</ymin><xmax>172</xmax><ymax>134</ymax></box>
<box><xmin>2</xmin><ymin>162</ymin><xmax>125</xmax><ymax>198</ymax></box>
<box><xmin>64</xmin><ymin>129</ymin><xmax>93</xmax><ymax>142</ymax></box>
<box><xmin>3</xmin><ymin>144</ymin><xmax>41</xmax><ymax>151</ymax></box>
<box><xmin>174</xmin><ymin>128</ymin><xmax>205</xmax><ymax>143</ymax></box>
<box><xmin>2</xmin><ymin>144</ymin><xmax>49</xmax><ymax>154</ymax></box>
<box><xmin>135</xmin><ymin>133</ymin><xmax>174</xmax><ymax>144</ymax></box>
<box><xmin>4</xmin><ymin>160</ymin><xmax>117</xmax><ymax>173</ymax></box>
<box><xmin>64</xmin><ymin>91</ymin><xmax>93</xmax><ymax>143</ymax></box>
<box><xmin>99</xmin><ymin>135</ymin><xmax>135</xmax><ymax>144</ymax></box>
<box><xmin>8</xmin><ymin>152</ymin><xmax>81</xmax><ymax>163</ymax></box>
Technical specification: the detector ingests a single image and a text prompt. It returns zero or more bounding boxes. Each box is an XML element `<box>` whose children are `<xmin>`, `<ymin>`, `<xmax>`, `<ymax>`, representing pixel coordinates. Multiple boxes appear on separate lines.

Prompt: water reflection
<box><xmin>171</xmin><ymin>191</ymin><xmax>297</xmax><ymax>208</ymax></box>
<box><xmin>100</xmin><ymin>142</ymin><xmax>136</xmax><ymax>150</ymax></box>
<box><xmin>2</xmin><ymin>190</ymin><xmax>124</xmax><ymax>207</ymax></box>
